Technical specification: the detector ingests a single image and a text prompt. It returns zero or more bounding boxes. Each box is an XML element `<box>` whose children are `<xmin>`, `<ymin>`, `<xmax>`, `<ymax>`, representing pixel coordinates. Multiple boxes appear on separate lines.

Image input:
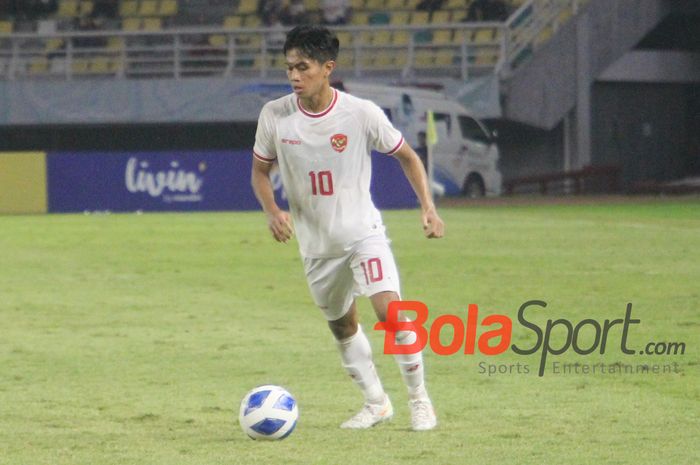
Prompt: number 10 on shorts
<box><xmin>361</xmin><ymin>258</ymin><xmax>383</xmax><ymax>285</ymax></box>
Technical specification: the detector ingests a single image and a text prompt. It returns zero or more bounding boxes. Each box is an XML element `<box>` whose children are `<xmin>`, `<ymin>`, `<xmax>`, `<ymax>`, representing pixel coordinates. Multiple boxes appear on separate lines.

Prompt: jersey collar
<box><xmin>297</xmin><ymin>88</ymin><xmax>339</xmax><ymax>118</ymax></box>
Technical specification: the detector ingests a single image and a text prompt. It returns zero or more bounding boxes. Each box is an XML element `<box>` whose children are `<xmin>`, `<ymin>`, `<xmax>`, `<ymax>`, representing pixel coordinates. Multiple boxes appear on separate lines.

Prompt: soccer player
<box><xmin>251</xmin><ymin>25</ymin><xmax>444</xmax><ymax>431</ymax></box>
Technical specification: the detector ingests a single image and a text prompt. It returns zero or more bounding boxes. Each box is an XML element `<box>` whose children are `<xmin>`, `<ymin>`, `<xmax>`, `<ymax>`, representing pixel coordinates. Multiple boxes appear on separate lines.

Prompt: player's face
<box><xmin>285</xmin><ymin>48</ymin><xmax>335</xmax><ymax>99</ymax></box>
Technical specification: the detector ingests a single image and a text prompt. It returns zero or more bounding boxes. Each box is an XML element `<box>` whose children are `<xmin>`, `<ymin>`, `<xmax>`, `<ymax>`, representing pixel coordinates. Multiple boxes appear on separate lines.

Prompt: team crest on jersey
<box><xmin>330</xmin><ymin>134</ymin><xmax>348</xmax><ymax>153</ymax></box>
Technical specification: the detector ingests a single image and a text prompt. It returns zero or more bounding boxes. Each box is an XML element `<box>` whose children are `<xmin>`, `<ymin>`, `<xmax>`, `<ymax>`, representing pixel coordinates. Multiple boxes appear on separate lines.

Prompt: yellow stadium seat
<box><xmin>108</xmin><ymin>36</ymin><xmax>125</xmax><ymax>49</ymax></box>
<box><xmin>395</xmin><ymin>52</ymin><xmax>407</xmax><ymax>66</ymax></box>
<box><xmin>558</xmin><ymin>8</ymin><xmax>572</xmax><ymax>24</ymax></box>
<box><xmin>359</xmin><ymin>30</ymin><xmax>373</xmax><ymax>45</ymax></box>
<box><xmin>122</xmin><ymin>17</ymin><xmax>142</xmax><ymax>30</ymax></box>
<box><xmin>208</xmin><ymin>34</ymin><xmax>227</xmax><ymax>47</ymax></box>
<box><xmin>392</xmin><ymin>30</ymin><xmax>409</xmax><ymax>45</ymax></box>
<box><xmin>390</xmin><ymin>11</ymin><xmax>409</xmax><ymax>25</ymax></box>
<box><xmin>475</xmin><ymin>48</ymin><xmax>497</xmax><ymax>65</ymax></box>
<box><xmin>365</xmin><ymin>0</ymin><xmax>383</xmax><ymax>9</ymax></box>
<box><xmin>386</xmin><ymin>0</ymin><xmax>404</xmax><ymax>8</ymax></box>
<box><xmin>446</xmin><ymin>0</ymin><xmax>464</xmax><ymax>9</ymax></box>
<box><xmin>304</xmin><ymin>0</ymin><xmax>320</xmax><ymax>10</ymax></box>
<box><xmin>29</xmin><ymin>58</ymin><xmax>50</xmax><ymax>74</ymax></box>
<box><xmin>120</xmin><ymin>0</ymin><xmax>139</xmax><ymax>16</ymax></box>
<box><xmin>143</xmin><ymin>17</ymin><xmax>162</xmax><ymax>31</ymax></box>
<box><xmin>80</xmin><ymin>1</ymin><xmax>94</xmax><ymax>16</ymax></box>
<box><xmin>432</xmin><ymin>29</ymin><xmax>453</xmax><ymax>45</ymax></box>
<box><xmin>414</xmin><ymin>49</ymin><xmax>433</xmax><ymax>67</ymax></box>
<box><xmin>350</xmin><ymin>0</ymin><xmax>364</xmax><ymax>9</ymax></box>
<box><xmin>372</xmin><ymin>30</ymin><xmax>391</xmax><ymax>45</ymax></box>
<box><xmin>474</xmin><ymin>27</ymin><xmax>496</xmax><ymax>43</ymax></box>
<box><xmin>58</xmin><ymin>0</ymin><xmax>79</xmax><ymax>17</ymax></box>
<box><xmin>335</xmin><ymin>31</ymin><xmax>352</xmax><ymax>47</ymax></box>
<box><xmin>237</xmin><ymin>0</ymin><xmax>257</xmax><ymax>15</ymax></box>
<box><xmin>351</xmin><ymin>11</ymin><xmax>369</xmax><ymax>25</ymax></box>
<box><xmin>72</xmin><ymin>58</ymin><xmax>90</xmax><ymax>73</ymax></box>
<box><xmin>431</xmin><ymin>10</ymin><xmax>451</xmax><ymax>23</ymax></box>
<box><xmin>139</xmin><ymin>0</ymin><xmax>158</xmax><ymax>16</ymax></box>
<box><xmin>45</xmin><ymin>38</ymin><xmax>65</xmax><ymax>51</ymax></box>
<box><xmin>272</xmin><ymin>54</ymin><xmax>287</xmax><ymax>69</ymax></box>
<box><xmin>0</xmin><ymin>20</ymin><xmax>13</xmax><ymax>34</ymax></box>
<box><xmin>435</xmin><ymin>49</ymin><xmax>453</xmax><ymax>65</ymax></box>
<box><xmin>235</xmin><ymin>34</ymin><xmax>262</xmax><ymax>48</ymax></box>
<box><xmin>410</xmin><ymin>11</ymin><xmax>429</xmax><ymax>24</ymax></box>
<box><xmin>159</xmin><ymin>0</ymin><xmax>178</xmax><ymax>16</ymax></box>
<box><xmin>536</xmin><ymin>26</ymin><xmax>553</xmax><ymax>45</ymax></box>
<box><xmin>404</xmin><ymin>0</ymin><xmax>418</xmax><ymax>8</ymax></box>
<box><xmin>336</xmin><ymin>52</ymin><xmax>354</xmax><ymax>67</ymax></box>
<box><xmin>90</xmin><ymin>57</ymin><xmax>113</xmax><ymax>73</ymax></box>
<box><xmin>243</xmin><ymin>15</ymin><xmax>261</xmax><ymax>27</ymax></box>
<box><xmin>360</xmin><ymin>54</ymin><xmax>373</xmax><ymax>68</ymax></box>
<box><xmin>372</xmin><ymin>51</ymin><xmax>394</xmax><ymax>68</ymax></box>
<box><xmin>224</xmin><ymin>15</ymin><xmax>243</xmax><ymax>28</ymax></box>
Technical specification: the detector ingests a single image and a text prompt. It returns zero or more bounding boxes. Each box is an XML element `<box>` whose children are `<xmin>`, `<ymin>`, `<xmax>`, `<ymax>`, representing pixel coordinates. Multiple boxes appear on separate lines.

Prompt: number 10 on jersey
<box><xmin>309</xmin><ymin>170</ymin><xmax>334</xmax><ymax>196</ymax></box>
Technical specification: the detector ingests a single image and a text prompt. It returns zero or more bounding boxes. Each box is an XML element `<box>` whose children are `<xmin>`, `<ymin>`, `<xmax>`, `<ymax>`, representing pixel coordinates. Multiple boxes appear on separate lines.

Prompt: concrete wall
<box><xmin>591</xmin><ymin>82</ymin><xmax>698</xmax><ymax>186</ymax></box>
<box><xmin>502</xmin><ymin>0</ymin><xmax>671</xmax><ymax>130</ymax></box>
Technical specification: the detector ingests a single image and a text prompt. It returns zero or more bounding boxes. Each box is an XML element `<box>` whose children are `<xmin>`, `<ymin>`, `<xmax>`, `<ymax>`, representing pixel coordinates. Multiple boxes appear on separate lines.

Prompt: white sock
<box><xmin>336</xmin><ymin>324</ymin><xmax>385</xmax><ymax>405</ymax></box>
<box><xmin>393</xmin><ymin>329</ymin><xmax>428</xmax><ymax>400</ymax></box>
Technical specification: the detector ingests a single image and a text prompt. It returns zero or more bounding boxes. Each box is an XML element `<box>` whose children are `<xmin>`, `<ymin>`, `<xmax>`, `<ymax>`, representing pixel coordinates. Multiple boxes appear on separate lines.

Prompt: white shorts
<box><xmin>303</xmin><ymin>236</ymin><xmax>401</xmax><ymax>321</ymax></box>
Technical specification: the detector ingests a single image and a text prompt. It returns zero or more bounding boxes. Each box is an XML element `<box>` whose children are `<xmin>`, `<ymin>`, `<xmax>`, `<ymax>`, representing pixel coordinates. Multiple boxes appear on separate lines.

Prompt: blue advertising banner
<box><xmin>46</xmin><ymin>150</ymin><xmax>416</xmax><ymax>213</ymax></box>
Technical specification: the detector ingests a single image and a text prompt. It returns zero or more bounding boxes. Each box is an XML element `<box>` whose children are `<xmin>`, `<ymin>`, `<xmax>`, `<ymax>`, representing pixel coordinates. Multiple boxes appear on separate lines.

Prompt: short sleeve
<box><xmin>253</xmin><ymin>105</ymin><xmax>277</xmax><ymax>163</ymax></box>
<box><xmin>366</xmin><ymin>102</ymin><xmax>404</xmax><ymax>155</ymax></box>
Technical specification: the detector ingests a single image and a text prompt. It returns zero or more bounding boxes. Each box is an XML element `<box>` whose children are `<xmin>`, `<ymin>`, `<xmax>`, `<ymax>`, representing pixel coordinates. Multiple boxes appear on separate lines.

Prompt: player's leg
<box><xmin>329</xmin><ymin>302</ymin><xmax>393</xmax><ymax>428</ymax></box>
<box><xmin>369</xmin><ymin>290</ymin><xmax>428</xmax><ymax>399</ymax></box>
<box><xmin>303</xmin><ymin>256</ymin><xmax>392</xmax><ymax>429</ymax></box>
<box><xmin>369</xmin><ymin>291</ymin><xmax>436</xmax><ymax>430</ymax></box>
<box><xmin>352</xmin><ymin>237</ymin><xmax>437</xmax><ymax>431</ymax></box>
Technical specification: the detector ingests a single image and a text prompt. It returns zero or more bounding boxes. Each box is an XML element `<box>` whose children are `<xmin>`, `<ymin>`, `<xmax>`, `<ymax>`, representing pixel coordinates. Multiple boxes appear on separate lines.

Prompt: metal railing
<box><xmin>0</xmin><ymin>0</ymin><xmax>586</xmax><ymax>81</ymax></box>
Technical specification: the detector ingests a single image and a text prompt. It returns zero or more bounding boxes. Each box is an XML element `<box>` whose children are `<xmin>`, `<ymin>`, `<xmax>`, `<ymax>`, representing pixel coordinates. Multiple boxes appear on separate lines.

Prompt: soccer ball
<box><xmin>239</xmin><ymin>385</ymin><xmax>298</xmax><ymax>440</ymax></box>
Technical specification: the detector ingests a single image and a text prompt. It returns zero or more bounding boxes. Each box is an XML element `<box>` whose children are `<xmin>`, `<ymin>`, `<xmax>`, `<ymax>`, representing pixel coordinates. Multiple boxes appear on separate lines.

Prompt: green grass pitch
<box><xmin>1</xmin><ymin>199</ymin><xmax>698</xmax><ymax>465</ymax></box>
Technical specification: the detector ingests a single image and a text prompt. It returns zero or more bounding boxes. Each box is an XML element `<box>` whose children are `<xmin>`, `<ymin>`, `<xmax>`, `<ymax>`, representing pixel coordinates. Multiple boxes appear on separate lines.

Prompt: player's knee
<box><xmin>328</xmin><ymin>318</ymin><xmax>357</xmax><ymax>340</ymax></box>
<box><xmin>328</xmin><ymin>307</ymin><xmax>358</xmax><ymax>340</ymax></box>
<box><xmin>370</xmin><ymin>291</ymin><xmax>399</xmax><ymax>322</ymax></box>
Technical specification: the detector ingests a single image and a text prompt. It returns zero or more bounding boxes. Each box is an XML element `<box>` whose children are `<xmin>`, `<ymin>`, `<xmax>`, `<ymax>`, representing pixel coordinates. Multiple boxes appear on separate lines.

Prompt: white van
<box><xmin>340</xmin><ymin>81</ymin><xmax>502</xmax><ymax>197</ymax></box>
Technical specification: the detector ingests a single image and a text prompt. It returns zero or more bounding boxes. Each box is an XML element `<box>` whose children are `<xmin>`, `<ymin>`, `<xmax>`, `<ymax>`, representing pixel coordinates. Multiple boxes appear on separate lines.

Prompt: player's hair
<box><xmin>283</xmin><ymin>26</ymin><xmax>339</xmax><ymax>63</ymax></box>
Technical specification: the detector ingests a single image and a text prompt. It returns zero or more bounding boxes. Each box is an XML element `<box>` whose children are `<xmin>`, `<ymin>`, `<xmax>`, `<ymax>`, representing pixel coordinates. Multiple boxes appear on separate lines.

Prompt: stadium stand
<box><xmin>0</xmin><ymin>0</ymin><xmax>588</xmax><ymax>79</ymax></box>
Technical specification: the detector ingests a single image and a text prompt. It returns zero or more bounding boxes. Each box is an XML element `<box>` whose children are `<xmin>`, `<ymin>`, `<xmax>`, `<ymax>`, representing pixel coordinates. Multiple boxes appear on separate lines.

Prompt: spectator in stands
<box><xmin>258</xmin><ymin>0</ymin><xmax>285</xmax><ymax>26</ymax></box>
<box><xmin>36</xmin><ymin>0</ymin><xmax>58</xmax><ymax>16</ymax></box>
<box><xmin>463</xmin><ymin>0</ymin><xmax>509</xmax><ymax>22</ymax></box>
<box><xmin>14</xmin><ymin>0</ymin><xmax>57</xmax><ymax>20</ymax></box>
<box><xmin>321</xmin><ymin>0</ymin><xmax>350</xmax><ymax>26</ymax></box>
<box><xmin>281</xmin><ymin>0</ymin><xmax>309</xmax><ymax>26</ymax></box>
<box><xmin>0</xmin><ymin>0</ymin><xmax>13</xmax><ymax>18</ymax></box>
<box><xmin>265</xmin><ymin>11</ymin><xmax>287</xmax><ymax>47</ymax></box>
<box><xmin>416</xmin><ymin>0</ymin><xmax>444</xmax><ymax>14</ymax></box>
<box><xmin>92</xmin><ymin>0</ymin><xmax>118</xmax><ymax>19</ymax></box>
<box><xmin>73</xmin><ymin>16</ymin><xmax>107</xmax><ymax>48</ymax></box>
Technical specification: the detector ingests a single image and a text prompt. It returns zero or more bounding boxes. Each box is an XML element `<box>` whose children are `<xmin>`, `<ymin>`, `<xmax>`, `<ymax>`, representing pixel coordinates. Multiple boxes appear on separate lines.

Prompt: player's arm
<box><xmin>250</xmin><ymin>158</ymin><xmax>293</xmax><ymax>243</ymax></box>
<box><xmin>392</xmin><ymin>142</ymin><xmax>445</xmax><ymax>239</ymax></box>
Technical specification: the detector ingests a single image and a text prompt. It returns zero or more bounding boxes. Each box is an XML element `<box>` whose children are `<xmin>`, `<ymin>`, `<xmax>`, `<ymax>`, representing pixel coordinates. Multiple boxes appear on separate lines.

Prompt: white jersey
<box><xmin>253</xmin><ymin>89</ymin><xmax>404</xmax><ymax>258</ymax></box>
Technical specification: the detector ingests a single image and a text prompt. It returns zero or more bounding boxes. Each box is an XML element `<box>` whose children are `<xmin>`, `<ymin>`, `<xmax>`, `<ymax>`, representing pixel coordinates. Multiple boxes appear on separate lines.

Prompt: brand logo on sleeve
<box><xmin>330</xmin><ymin>134</ymin><xmax>348</xmax><ymax>153</ymax></box>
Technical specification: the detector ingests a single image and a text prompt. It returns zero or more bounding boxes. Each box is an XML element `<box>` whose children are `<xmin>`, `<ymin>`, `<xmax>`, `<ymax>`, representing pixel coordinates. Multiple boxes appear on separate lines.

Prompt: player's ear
<box><xmin>324</xmin><ymin>60</ymin><xmax>336</xmax><ymax>77</ymax></box>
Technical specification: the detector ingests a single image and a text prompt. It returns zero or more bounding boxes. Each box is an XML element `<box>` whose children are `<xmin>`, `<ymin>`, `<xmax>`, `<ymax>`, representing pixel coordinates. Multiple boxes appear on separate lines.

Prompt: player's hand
<box><xmin>267</xmin><ymin>210</ymin><xmax>294</xmax><ymax>243</ymax></box>
<box><xmin>422</xmin><ymin>207</ymin><xmax>444</xmax><ymax>239</ymax></box>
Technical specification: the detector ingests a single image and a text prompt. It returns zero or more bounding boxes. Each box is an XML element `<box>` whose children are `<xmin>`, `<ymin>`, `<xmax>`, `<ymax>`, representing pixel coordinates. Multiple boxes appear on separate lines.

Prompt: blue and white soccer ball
<box><xmin>239</xmin><ymin>385</ymin><xmax>298</xmax><ymax>440</ymax></box>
